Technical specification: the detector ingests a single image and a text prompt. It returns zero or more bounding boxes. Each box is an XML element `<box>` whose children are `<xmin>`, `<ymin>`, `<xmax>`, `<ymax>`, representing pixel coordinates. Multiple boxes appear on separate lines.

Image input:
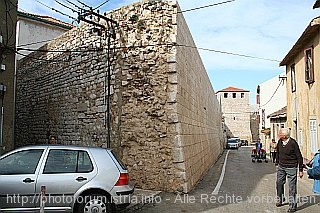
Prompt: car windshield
<box><xmin>228</xmin><ymin>139</ymin><xmax>238</xmax><ymax>143</ymax></box>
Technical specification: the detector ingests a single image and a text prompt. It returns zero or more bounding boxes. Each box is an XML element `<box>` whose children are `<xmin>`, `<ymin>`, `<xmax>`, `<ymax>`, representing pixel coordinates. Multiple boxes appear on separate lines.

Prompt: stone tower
<box><xmin>216</xmin><ymin>87</ymin><xmax>252</xmax><ymax>143</ymax></box>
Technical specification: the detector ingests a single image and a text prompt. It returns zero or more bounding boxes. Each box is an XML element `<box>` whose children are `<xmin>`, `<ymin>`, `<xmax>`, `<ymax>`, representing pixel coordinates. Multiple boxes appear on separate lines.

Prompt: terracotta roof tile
<box><xmin>216</xmin><ymin>86</ymin><xmax>249</xmax><ymax>93</ymax></box>
<box><xmin>267</xmin><ymin>106</ymin><xmax>287</xmax><ymax>118</ymax></box>
<box><xmin>18</xmin><ymin>11</ymin><xmax>74</xmax><ymax>29</ymax></box>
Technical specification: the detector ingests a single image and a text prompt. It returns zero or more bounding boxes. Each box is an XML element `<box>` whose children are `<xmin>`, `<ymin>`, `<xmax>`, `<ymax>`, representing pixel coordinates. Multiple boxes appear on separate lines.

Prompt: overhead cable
<box><xmin>94</xmin><ymin>0</ymin><xmax>110</xmax><ymax>10</ymax></box>
<box><xmin>179</xmin><ymin>0</ymin><xmax>236</xmax><ymax>13</ymax></box>
<box><xmin>15</xmin><ymin>51</ymin><xmax>67</xmax><ymax>63</ymax></box>
<box><xmin>176</xmin><ymin>44</ymin><xmax>280</xmax><ymax>62</ymax></box>
<box><xmin>259</xmin><ymin>80</ymin><xmax>283</xmax><ymax>107</ymax></box>
<box><xmin>35</xmin><ymin>0</ymin><xmax>78</xmax><ymax>22</ymax></box>
<box><xmin>17</xmin><ymin>39</ymin><xmax>54</xmax><ymax>47</ymax></box>
<box><xmin>54</xmin><ymin>0</ymin><xmax>78</xmax><ymax>13</ymax></box>
<box><xmin>17</xmin><ymin>47</ymin><xmax>103</xmax><ymax>53</ymax></box>
<box><xmin>16</xmin><ymin>42</ymin><xmax>280</xmax><ymax>63</ymax></box>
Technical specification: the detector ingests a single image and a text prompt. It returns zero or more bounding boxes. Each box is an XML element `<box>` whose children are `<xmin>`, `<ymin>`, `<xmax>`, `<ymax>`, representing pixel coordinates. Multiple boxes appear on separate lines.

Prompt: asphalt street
<box><xmin>127</xmin><ymin>146</ymin><xmax>319</xmax><ymax>213</ymax></box>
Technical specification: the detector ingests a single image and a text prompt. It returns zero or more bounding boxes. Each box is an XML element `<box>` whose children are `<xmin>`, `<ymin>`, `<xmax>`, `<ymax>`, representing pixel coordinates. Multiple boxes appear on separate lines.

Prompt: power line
<box><xmin>54</xmin><ymin>0</ymin><xmax>77</xmax><ymax>13</ymax></box>
<box><xmin>77</xmin><ymin>0</ymin><xmax>91</xmax><ymax>9</ymax></box>
<box><xmin>35</xmin><ymin>0</ymin><xmax>78</xmax><ymax>22</ymax></box>
<box><xmin>17</xmin><ymin>39</ymin><xmax>54</xmax><ymax>47</ymax></box>
<box><xmin>94</xmin><ymin>0</ymin><xmax>110</xmax><ymax>10</ymax></box>
<box><xmin>15</xmin><ymin>51</ymin><xmax>67</xmax><ymax>63</ymax></box>
<box><xmin>176</xmin><ymin>44</ymin><xmax>280</xmax><ymax>62</ymax></box>
<box><xmin>64</xmin><ymin>0</ymin><xmax>83</xmax><ymax>10</ymax></box>
<box><xmin>16</xmin><ymin>47</ymin><xmax>103</xmax><ymax>53</ymax></box>
<box><xmin>259</xmin><ymin>80</ymin><xmax>283</xmax><ymax>107</ymax></box>
<box><xmin>16</xmin><ymin>42</ymin><xmax>280</xmax><ymax>63</ymax></box>
<box><xmin>179</xmin><ymin>0</ymin><xmax>236</xmax><ymax>13</ymax></box>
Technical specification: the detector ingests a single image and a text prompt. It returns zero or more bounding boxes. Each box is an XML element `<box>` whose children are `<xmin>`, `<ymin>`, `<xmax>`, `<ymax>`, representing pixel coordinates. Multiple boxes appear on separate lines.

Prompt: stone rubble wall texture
<box><xmin>15</xmin><ymin>0</ymin><xmax>224</xmax><ymax>193</ymax></box>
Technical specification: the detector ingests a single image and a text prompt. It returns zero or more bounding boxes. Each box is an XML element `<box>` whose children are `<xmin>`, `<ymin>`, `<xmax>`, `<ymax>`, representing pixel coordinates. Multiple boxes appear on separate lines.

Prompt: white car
<box><xmin>0</xmin><ymin>145</ymin><xmax>134</xmax><ymax>213</ymax></box>
<box><xmin>227</xmin><ymin>139</ymin><xmax>239</xmax><ymax>149</ymax></box>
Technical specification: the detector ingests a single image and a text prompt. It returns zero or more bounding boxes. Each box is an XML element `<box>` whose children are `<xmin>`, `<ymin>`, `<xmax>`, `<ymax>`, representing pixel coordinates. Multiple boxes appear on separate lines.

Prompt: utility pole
<box><xmin>0</xmin><ymin>83</ymin><xmax>7</xmax><ymax>155</ymax></box>
<box><xmin>0</xmin><ymin>0</ymin><xmax>17</xmax><ymax>154</ymax></box>
<box><xmin>78</xmin><ymin>8</ymin><xmax>117</xmax><ymax>149</ymax></box>
<box><xmin>36</xmin><ymin>0</ymin><xmax>118</xmax><ymax>149</ymax></box>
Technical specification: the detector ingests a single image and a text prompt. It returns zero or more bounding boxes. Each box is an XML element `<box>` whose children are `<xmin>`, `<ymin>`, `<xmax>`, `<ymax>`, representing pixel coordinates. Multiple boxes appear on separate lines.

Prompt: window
<box><xmin>111</xmin><ymin>150</ymin><xmax>127</xmax><ymax>170</ymax></box>
<box><xmin>305</xmin><ymin>47</ymin><xmax>314</xmax><ymax>84</ymax></box>
<box><xmin>310</xmin><ymin>120</ymin><xmax>318</xmax><ymax>154</ymax></box>
<box><xmin>224</xmin><ymin>93</ymin><xmax>228</xmax><ymax>98</ymax></box>
<box><xmin>232</xmin><ymin>93</ymin><xmax>236</xmax><ymax>98</ymax></box>
<box><xmin>241</xmin><ymin>93</ymin><xmax>244</xmax><ymax>98</ymax></box>
<box><xmin>43</xmin><ymin>149</ymin><xmax>93</xmax><ymax>174</ymax></box>
<box><xmin>290</xmin><ymin>63</ymin><xmax>296</xmax><ymax>92</ymax></box>
<box><xmin>262</xmin><ymin>109</ymin><xmax>265</xmax><ymax>129</ymax></box>
<box><xmin>0</xmin><ymin>149</ymin><xmax>44</xmax><ymax>175</ymax></box>
<box><xmin>299</xmin><ymin>129</ymin><xmax>303</xmax><ymax>146</ymax></box>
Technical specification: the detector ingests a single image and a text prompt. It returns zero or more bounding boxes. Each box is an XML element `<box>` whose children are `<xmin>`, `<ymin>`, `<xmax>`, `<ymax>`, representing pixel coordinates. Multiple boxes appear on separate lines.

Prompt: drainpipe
<box><xmin>0</xmin><ymin>83</ymin><xmax>7</xmax><ymax>155</ymax></box>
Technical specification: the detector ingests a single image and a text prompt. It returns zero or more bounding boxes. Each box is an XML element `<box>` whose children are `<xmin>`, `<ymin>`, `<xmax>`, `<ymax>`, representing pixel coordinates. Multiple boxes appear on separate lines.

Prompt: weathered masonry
<box><xmin>16</xmin><ymin>0</ymin><xmax>224</xmax><ymax>193</ymax></box>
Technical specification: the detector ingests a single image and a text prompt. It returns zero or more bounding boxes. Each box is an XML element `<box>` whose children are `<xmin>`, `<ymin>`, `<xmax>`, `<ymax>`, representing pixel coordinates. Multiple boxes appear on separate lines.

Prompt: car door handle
<box><xmin>76</xmin><ymin>177</ymin><xmax>87</xmax><ymax>182</ymax></box>
<box><xmin>23</xmin><ymin>178</ymin><xmax>35</xmax><ymax>183</ymax></box>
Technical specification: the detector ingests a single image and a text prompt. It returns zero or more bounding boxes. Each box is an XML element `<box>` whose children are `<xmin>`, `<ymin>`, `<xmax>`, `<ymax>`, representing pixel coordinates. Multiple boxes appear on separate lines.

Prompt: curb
<box><xmin>121</xmin><ymin>188</ymin><xmax>162</xmax><ymax>212</ymax></box>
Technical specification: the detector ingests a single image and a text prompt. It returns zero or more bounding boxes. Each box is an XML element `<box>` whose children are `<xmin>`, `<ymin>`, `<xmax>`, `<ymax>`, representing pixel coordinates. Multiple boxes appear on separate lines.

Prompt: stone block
<box><xmin>172</xmin><ymin>147</ymin><xmax>184</xmax><ymax>163</ymax></box>
<box><xmin>77</xmin><ymin>103</ymin><xmax>88</xmax><ymax>112</ymax></box>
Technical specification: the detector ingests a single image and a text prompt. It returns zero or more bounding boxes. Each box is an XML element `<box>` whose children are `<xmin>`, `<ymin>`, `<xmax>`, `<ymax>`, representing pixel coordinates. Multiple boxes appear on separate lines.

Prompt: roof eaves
<box><xmin>313</xmin><ymin>0</ymin><xmax>320</xmax><ymax>9</ymax></box>
<box><xmin>279</xmin><ymin>16</ymin><xmax>320</xmax><ymax>66</ymax></box>
<box><xmin>17</xmin><ymin>11</ymin><xmax>73</xmax><ymax>30</ymax></box>
<box><xmin>267</xmin><ymin>107</ymin><xmax>287</xmax><ymax>118</ymax></box>
<box><xmin>216</xmin><ymin>86</ymin><xmax>249</xmax><ymax>93</ymax></box>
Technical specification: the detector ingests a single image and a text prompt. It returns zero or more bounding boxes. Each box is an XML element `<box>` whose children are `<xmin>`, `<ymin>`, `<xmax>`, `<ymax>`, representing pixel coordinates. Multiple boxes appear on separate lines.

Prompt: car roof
<box><xmin>4</xmin><ymin>144</ymin><xmax>112</xmax><ymax>153</ymax></box>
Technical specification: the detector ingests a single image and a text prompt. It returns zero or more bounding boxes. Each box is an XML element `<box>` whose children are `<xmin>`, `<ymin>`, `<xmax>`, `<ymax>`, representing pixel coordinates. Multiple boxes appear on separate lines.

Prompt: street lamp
<box><xmin>0</xmin><ymin>83</ymin><xmax>7</xmax><ymax>155</ymax></box>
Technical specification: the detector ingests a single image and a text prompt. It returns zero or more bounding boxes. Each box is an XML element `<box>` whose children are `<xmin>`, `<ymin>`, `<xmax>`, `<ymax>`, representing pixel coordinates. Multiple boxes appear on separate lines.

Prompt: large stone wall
<box><xmin>174</xmin><ymin>10</ymin><xmax>225</xmax><ymax>191</ymax></box>
<box><xmin>16</xmin><ymin>0</ymin><xmax>224</xmax><ymax>193</ymax></box>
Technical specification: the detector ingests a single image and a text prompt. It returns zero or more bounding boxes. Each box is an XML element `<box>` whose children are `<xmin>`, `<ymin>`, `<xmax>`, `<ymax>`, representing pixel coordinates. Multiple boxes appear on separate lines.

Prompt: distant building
<box><xmin>216</xmin><ymin>87</ymin><xmax>252</xmax><ymax>143</ymax></box>
<box><xmin>256</xmin><ymin>73</ymin><xmax>286</xmax><ymax>151</ymax></box>
<box><xmin>250</xmin><ymin>104</ymin><xmax>260</xmax><ymax>142</ymax></box>
<box><xmin>267</xmin><ymin>106</ymin><xmax>287</xmax><ymax>141</ymax></box>
<box><xmin>16</xmin><ymin>11</ymin><xmax>73</xmax><ymax>60</ymax></box>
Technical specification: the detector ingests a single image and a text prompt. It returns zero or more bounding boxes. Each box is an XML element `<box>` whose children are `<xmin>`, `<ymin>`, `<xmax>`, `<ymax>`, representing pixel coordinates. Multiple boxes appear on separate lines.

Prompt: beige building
<box><xmin>280</xmin><ymin>16</ymin><xmax>320</xmax><ymax>160</ymax></box>
<box><xmin>16</xmin><ymin>0</ymin><xmax>225</xmax><ymax>193</ymax></box>
<box><xmin>216</xmin><ymin>87</ymin><xmax>252</xmax><ymax>143</ymax></box>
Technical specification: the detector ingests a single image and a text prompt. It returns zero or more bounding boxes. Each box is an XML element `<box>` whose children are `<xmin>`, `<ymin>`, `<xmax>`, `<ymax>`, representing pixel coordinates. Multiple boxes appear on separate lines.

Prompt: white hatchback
<box><xmin>0</xmin><ymin>145</ymin><xmax>134</xmax><ymax>213</ymax></box>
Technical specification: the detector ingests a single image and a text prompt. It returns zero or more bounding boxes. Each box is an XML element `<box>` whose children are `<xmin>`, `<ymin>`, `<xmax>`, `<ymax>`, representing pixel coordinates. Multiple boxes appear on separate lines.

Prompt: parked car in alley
<box><xmin>0</xmin><ymin>145</ymin><xmax>134</xmax><ymax>213</ymax></box>
<box><xmin>240</xmin><ymin>139</ymin><xmax>248</xmax><ymax>146</ymax></box>
<box><xmin>227</xmin><ymin>138</ymin><xmax>239</xmax><ymax>149</ymax></box>
<box><xmin>229</xmin><ymin>137</ymin><xmax>241</xmax><ymax>147</ymax></box>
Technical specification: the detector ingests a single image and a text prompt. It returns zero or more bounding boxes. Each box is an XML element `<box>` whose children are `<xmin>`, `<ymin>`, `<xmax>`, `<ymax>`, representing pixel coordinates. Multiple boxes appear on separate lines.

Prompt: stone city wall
<box><xmin>16</xmin><ymin>0</ymin><xmax>224</xmax><ymax>192</ymax></box>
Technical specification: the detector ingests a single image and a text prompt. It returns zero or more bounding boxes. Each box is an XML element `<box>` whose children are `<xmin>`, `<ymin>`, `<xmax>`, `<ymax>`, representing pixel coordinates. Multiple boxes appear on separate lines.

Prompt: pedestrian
<box><xmin>49</xmin><ymin>135</ymin><xmax>58</xmax><ymax>144</ymax></box>
<box><xmin>270</xmin><ymin>139</ymin><xmax>278</xmax><ymax>163</ymax></box>
<box><xmin>306</xmin><ymin>149</ymin><xmax>320</xmax><ymax>201</ymax></box>
<box><xmin>255</xmin><ymin>139</ymin><xmax>262</xmax><ymax>158</ymax></box>
<box><xmin>275</xmin><ymin>128</ymin><xmax>303</xmax><ymax>212</ymax></box>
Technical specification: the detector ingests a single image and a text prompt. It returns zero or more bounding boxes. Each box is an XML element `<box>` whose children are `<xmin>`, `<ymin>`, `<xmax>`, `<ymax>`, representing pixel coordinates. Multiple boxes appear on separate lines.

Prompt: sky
<box><xmin>17</xmin><ymin>0</ymin><xmax>320</xmax><ymax>104</ymax></box>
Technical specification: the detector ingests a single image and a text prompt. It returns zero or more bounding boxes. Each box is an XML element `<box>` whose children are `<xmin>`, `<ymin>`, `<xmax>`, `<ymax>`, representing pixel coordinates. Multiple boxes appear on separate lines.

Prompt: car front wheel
<box><xmin>77</xmin><ymin>193</ymin><xmax>113</xmax><ymax>213</ymax></box>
